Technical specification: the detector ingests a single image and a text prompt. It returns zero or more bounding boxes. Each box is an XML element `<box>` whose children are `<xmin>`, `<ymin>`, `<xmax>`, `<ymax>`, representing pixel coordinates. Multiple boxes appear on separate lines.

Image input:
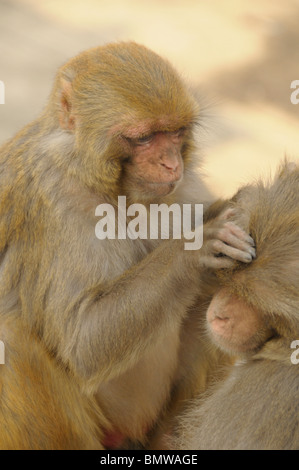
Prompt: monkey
<box><xmin>171</xmin><ymin>162</ymin><xmax>299</xmax><ymax>450</ymax></box>
<box><xmin>0</xmin><ymin>41</ymin><xmax>255</xmax><ymax>450</ymax></box>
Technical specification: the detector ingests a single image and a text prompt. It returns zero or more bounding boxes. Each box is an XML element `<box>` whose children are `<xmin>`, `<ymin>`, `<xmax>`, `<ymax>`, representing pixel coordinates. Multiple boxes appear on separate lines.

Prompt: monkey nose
<box><xmin>160</xmin><ymin>155</ymin><xmax>179</xmax><ymax>172</ymax></box>
<box><xmin>160</xmin><ymin>161</ymin><xmax>178</xmax><ymax>172</ymax></box>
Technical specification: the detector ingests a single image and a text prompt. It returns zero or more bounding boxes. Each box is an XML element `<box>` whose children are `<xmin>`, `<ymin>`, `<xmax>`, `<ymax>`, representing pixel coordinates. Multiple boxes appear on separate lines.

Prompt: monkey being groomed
<box><xmin>172</xmin><ymin>162</ymin><xmax>299</xmax><ymax>450</ymax></box>
<box><xmin>0</xmin><ymin>42</ymin><xmax>256</xmax><ymax>449</ymax></box>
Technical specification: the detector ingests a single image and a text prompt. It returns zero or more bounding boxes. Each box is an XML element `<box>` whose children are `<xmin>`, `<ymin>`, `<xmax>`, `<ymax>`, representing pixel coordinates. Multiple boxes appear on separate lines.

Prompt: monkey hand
<box><xmin>198</xmin><ymin>208</ymin><xmax>256</xmax><ymax>269</ymax></box>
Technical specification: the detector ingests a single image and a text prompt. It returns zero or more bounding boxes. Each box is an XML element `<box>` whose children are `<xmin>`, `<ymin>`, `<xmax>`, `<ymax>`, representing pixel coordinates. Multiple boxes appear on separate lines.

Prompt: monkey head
<box><xmin>49</xmin><ymin>42</ymin><xmax>199</xmax><ymax>202</ymax></box>
<box><xmin>207</xmin><ymin>162</ymin><xmax>299</xmax><ymax>357</ymax></box>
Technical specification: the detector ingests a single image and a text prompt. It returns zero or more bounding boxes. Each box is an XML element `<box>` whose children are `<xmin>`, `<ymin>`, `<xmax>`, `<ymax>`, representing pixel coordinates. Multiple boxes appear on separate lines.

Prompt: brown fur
<box><xmin>0</xmin><ymin>42</ymin><xmax>254</xmax><ymax>449</ymax></box>
<box><xmin>0</xmin><ymin>313</ymin><xmax>105</xmax><ymax>450</ymax></box>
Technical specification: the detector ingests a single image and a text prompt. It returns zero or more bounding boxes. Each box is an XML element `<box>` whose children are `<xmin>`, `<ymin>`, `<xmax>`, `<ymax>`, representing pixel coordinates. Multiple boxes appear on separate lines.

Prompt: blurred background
<box><xmin>0</xmin><ymin>0</ymin><xmax>299</xmax><ymax>198</ymax></box>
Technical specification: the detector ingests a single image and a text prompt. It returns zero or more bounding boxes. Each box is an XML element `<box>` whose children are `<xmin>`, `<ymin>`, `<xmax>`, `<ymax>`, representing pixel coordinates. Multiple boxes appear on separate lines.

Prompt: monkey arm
<box><xmin>37</xmin><ymin>214</ymin><xmax>253</xmax><ymax>387</ymax></box>
<box><xmin>59</xmin><ymin>238</ymin><xmax>201</xmax><ymax>385</ymax></box>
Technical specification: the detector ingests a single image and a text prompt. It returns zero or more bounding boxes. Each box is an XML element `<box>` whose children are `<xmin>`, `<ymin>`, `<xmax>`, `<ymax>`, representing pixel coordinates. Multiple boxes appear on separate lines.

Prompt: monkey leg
<box><xmin>0</xmin><ymin>313</ymin><xmax>105</xmax><ymax>450</ymax></box>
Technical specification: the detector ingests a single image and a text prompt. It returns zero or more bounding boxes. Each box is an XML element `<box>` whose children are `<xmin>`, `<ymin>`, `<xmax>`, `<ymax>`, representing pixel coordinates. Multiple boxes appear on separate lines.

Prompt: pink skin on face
<box><xmin>127</xmin><ymin>131</ymin><xmax>185</xmax><ymax>196</ymax></box>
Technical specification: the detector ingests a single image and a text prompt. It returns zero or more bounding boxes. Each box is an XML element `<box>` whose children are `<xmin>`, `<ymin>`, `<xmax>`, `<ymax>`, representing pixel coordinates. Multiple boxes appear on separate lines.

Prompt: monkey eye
<box><xmin>134</xmin><ymin>134</ymin><xmax>155</xmax><ymax>146</ymax></box>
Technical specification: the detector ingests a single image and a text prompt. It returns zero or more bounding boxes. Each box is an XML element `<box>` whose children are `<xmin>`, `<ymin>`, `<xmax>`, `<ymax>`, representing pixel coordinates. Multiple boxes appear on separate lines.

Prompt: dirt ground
<box><xmin>1</xmin><ymin>0</ymin><xmax>299</xmax><ymax>198</ymax></box>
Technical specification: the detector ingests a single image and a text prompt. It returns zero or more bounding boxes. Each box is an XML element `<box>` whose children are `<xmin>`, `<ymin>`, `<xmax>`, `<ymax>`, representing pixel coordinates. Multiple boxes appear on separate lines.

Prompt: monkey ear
<box><xmin>59</xmin><ymin>78</ymin><xmax>76</xmax><ymax>131</ymax></box>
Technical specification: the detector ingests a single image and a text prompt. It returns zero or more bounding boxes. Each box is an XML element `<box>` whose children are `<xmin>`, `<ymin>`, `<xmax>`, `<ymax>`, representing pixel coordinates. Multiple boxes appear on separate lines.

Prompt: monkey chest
<box><xmin>96</xmin><ymin>325</ymin><xmax>181</xmax><ymax>446</ymax></box>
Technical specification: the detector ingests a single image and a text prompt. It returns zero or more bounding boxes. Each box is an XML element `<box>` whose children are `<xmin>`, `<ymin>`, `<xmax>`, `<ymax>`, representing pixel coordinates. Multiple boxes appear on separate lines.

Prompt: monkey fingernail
<box><xmin>246</xmin><ymin>235</ymin><xmax>255</xmax><ymax>246</ymax></box>
<box><xmin>248</xmin><ymin>247</ymin><xmax>256</xmax><ymax>259</ymax></box>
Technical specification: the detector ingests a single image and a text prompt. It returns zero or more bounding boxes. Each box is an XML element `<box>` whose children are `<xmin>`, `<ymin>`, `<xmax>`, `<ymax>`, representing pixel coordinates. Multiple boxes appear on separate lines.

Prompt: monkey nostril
<box><xmin>160</xmin><ymin>161</ymin><xmax>178</xmax><ymax>172</ymax></box>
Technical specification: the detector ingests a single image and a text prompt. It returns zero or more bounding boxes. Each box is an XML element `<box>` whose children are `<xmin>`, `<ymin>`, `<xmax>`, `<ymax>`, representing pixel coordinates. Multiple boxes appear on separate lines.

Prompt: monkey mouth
<box><xmin>147</xmin><ymin>181</ymin><xmax>176</xmax><ymax>188</ymax></box>
<box><xmin>145</xmin><ymin>180</ymin><xmax>180</xmax><ymax>196</ymax></box>
<box><xmin>146</xmin><ymin>173</ymin><xmax>183</xmax><ymax>193</ymax></box>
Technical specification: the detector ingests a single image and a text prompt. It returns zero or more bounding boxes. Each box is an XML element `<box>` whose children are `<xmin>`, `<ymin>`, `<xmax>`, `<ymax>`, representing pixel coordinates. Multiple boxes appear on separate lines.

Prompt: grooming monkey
<box><xmin>173</xmin><ymin>163</ymin><xmax>299</xmax><ymax>450</ymax></box>
<box><xmin>0</xmin><ymin>42</ymin><xmax>255</xmax><ymax>449</ymax></box>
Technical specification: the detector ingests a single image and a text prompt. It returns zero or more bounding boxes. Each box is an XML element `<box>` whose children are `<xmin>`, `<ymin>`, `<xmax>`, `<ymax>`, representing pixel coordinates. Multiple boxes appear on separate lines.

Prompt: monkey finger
<box><xmin>211</xmin><ymin>240</ymin><xmax>254</xmax><ymax>263</ymax></box>
<box><xmin>200</xmin><ymin>255</ymin><xmax>235</xmax><ymax>270</ymax></box>
<box><xmin>223</xmin><ymin>222</ymin><xmax>255</xmax><ymax>247</ymax></box>
<box><xmin>217</xmin><ymin>230</ymin><xmax>256</xmax><ymax>258</ymax></box>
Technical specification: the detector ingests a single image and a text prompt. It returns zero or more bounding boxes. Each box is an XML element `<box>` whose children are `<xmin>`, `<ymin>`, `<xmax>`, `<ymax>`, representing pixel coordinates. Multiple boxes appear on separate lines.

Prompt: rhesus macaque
<box><xmin>173</xmin><ymin>163</ymin><xmax>299</xmax><ymax>450</ymax></box>
<box><xmin>0</xmin><ymin>42</ymin><xmax>255</xmax><ymax>450</ymax></box>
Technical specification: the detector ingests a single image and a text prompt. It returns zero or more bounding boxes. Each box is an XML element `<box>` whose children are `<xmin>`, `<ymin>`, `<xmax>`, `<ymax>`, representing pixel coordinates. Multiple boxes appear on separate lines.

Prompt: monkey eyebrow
<box><xmin>122</xmin><ymin>133</ymin><xmax>155</xmax><ymax>146</ymax></box>
<box><xmin>122</xmin><ymin>127</ymin><xmax>189</xmax><ymax>146</ymax></box>
<box><xmin>168</xmin><ymin>127</ymin><xmax>188</xmax><ymax>136</ymax></box>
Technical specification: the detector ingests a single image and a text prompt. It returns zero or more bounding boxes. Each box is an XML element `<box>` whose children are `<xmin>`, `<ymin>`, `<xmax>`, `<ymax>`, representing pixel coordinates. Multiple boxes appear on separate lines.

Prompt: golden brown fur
<box><xmin>0</xmin><ymin>313</ymin><xmax>105</xmax><ymax>450</ymax></box>
<box><xmin>0</xmin><ymin>42</ymin><xmax>255</xmax><ymax>449</ymax></box>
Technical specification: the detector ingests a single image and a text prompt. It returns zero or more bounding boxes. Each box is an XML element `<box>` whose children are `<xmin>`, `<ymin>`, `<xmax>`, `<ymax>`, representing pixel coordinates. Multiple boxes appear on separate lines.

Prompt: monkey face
<box><xmin>206</xmin><ymin>288</ymin><xmax>273</xmax><ymax>355</ymax></box>
<box><xmin>121</xmin><ymin>129</ymin><xmax>187</xmax><ymax>198</ymax></box>
<box><xmin>56</xmin><ymin>42</ymin><xmax>199</xmax><ymax>201</ymax></box>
